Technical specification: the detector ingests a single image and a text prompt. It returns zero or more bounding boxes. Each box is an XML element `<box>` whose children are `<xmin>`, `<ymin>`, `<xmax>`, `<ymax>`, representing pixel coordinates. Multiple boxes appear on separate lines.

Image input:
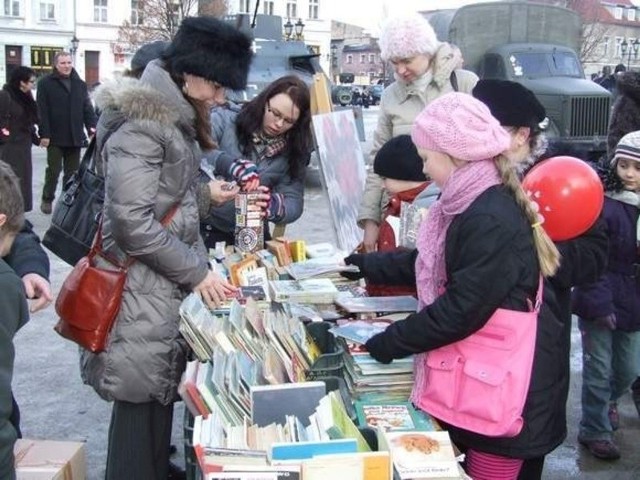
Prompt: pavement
<box><xmin>11</xmin><ymin>106</ymin><xmax>640</xmax><ymax>479</ymax></box>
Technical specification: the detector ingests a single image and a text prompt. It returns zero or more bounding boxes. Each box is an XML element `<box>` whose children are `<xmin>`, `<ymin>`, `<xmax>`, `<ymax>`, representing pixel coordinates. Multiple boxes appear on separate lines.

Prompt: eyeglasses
<box><xmin>266</xmin><ymin>101</ymin><xmax>296</xmax><ymax>126</ymax></box>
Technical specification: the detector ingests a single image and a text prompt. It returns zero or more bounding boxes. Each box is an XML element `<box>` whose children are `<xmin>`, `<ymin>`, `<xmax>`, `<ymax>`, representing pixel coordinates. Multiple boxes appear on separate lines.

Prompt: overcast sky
<box><xmin>325</xmin><ymin>0</ymin><xmax>505</xmax><ymax>33</ymax></box>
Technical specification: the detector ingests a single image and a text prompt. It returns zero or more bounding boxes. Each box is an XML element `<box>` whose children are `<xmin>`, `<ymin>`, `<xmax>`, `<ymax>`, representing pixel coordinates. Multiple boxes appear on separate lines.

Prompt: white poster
<box><xmin>312</xmin><ymin>110</ymin><xmax>367</xmax><ymax>253</ymax></box>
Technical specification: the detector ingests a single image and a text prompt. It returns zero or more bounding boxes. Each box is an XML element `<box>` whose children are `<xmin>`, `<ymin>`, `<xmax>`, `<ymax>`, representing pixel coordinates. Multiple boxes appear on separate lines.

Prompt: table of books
<box><xmin>178</xmin><ymin>243</ymin><xmax>469</xmax><ymax>480</ymax></box>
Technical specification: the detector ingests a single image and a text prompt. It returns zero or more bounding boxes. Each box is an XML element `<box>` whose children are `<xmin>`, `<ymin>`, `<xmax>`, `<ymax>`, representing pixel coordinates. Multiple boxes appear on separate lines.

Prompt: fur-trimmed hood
<box><xmin>93</xmin><ymin>60</ymin><xmax>194</xmax><ymax>132</ymax></box>
<box><xmin>616</xmin><ymin>71</ymin><xmax>640</xmax><ymax>103</ymax></box>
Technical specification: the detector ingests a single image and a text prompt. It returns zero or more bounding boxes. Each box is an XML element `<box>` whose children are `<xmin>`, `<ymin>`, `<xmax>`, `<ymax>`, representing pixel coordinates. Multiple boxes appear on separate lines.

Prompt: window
<box><xmin>600</xmin><ymin>36</ymin><xmax>609</xmax><ymax>57</ymax></box>
<box><xmin>39</xmin><ymin>1</ymin><xmax>55</xmax><ymax>20</ymax></box>
<box><xmin>614</xmin><ymin>7</ymin><xmax>623</xmax><ymax>20</ymax></box>
<box><xmin>629</xmin><ymin>9</ymin><xmax>637</xmax><ymax>22</ymax></box>
<box><xmin>308</xmin><ymin>0</ymin><xmax>318</xmax><ymax>20</ymax></box>
<box><xmin>239</xmin><ymin>0</ymin><xmax>251</xmax><ymax>13</ymax></box>
<box><xmin>263</xmin><ymin>0</ymin><xmax>274</xmax><ymax>15</ymax></box>
<box><xmin>369</xmin><ymin>53</ymin><xmax>375</xmax><ymax>64</ymax></box>
<box><xmin>346</xmin><ymin>54</ymin><xmax>353</xmax><ymax>64</ymax></box>
<box><xmin>131</xmin><ymin>0</ymin><xmax>142</xmax><ymax>25</ymax></box>
<box><xmin>93</xmin><ymin>0</ymin><xmax>107</xmax><ymax>23</ymax></box>
<box><xmin>3</xmin><ymin>0</ymin><xmax>20</xmax><ymax>16</ymax></box>
<box><xmin>360</xmin><ymin>54</ymin><xmax>366</xmax><ymax>63</ymax></box>
<box><xmin>615</xmin><ymin>36</ymin><xmax>624</xmax><ymax>58</ymax></box>
<box><xmin>286</xmin><ymin>0</ymin><xmax>297</xmax><ymax>19</ymax></box>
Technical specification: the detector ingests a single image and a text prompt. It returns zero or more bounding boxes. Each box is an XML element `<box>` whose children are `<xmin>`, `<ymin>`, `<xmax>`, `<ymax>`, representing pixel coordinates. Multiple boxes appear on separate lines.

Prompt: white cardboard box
<box><xmin>14</xmin><ymin>439</ymin><xmax>86</xmax><ymax>480</ymax></box>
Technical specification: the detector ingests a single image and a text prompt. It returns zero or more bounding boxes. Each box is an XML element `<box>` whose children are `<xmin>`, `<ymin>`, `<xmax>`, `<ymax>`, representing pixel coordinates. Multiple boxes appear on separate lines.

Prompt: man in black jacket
<box><xmin>36</xmin><ymin>51</ymin><xmax>97</xmax><ymax>214</ymax></box>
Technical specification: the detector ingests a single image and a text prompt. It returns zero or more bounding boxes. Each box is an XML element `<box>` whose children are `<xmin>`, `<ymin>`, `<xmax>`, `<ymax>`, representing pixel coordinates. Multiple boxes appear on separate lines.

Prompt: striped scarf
<box><xmin>252</xmin><ymin>132</ymin><xmax>287</xmax><ymax>163</ymax></box>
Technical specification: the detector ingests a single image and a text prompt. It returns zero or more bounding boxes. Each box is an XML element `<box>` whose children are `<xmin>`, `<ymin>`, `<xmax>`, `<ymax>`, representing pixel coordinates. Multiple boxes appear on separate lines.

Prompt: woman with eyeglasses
<box><xmin>201</xmin><ymin>75</ymin><xmax>312</xmax><ymax>247</ymax></box>
<box><xmin>0</xmin><ymin>67</ymin><xmax>39</xmax><ymax>212</ymax></box>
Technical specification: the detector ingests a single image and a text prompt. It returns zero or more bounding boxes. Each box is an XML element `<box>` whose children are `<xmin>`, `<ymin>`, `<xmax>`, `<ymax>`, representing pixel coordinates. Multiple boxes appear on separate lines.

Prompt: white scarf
<box><xmin>397</xmin><ymin>70</ymin><xmax>433</xmax><ymax>103</ymax></box>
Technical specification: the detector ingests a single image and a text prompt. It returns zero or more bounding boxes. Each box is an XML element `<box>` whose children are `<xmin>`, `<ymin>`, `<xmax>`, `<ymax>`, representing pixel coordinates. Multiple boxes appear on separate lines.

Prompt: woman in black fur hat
<box><xmin>83</xmin><ymin>16</ymin><xmax>253</xmax><ymax>480</ymax></box>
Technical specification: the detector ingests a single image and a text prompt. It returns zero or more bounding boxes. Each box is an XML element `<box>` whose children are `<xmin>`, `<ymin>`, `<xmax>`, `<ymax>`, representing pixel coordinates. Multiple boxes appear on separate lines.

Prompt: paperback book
<box><xmin>335</xmin><ymin>295</ymin><xmax>418</xmax><ymax>314</ymax></box>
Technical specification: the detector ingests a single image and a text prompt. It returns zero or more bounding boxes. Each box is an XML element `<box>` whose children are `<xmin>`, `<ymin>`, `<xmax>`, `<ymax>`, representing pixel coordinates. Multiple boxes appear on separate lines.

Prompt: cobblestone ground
<box><xmin>12</xmin><ymin>106</ymin><xmax>640</xmax><ymax>479</ymax></box>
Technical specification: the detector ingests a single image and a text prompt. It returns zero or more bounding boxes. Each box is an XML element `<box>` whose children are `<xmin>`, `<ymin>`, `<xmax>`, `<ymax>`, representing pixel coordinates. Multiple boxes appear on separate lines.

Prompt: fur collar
<box><xmin>93</xmin><ymin>61</ymin><xmax>194</xmax><ymax>129</ymax></box>
<box><xmin>394</xmin><ymin>42</ymin><xmax>463</xmax><ymax>100</ymax></box>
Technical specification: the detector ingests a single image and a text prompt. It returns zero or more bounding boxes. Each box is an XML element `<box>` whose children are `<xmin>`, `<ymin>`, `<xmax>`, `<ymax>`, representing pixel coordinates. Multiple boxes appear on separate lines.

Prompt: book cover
<box><xmin>269</xmin><ymin>278</ymin><xmax>339</xmax><ymax>303</ymax></box>
<box><xmin>335</xmin><ymin>296</ymin><xmax>418</xmax><ymax>314</ymax></box>
<box><xmin>251</xmin><ymin>381</ymin><xmax>326</xmax><ymax>428</ymax></box>
<box><xmin>329</xmin><ymin>320</ymin><xmax>391</xmax><ymax>345</ymax></box>
<box><xmin>399</xmin><ymin>201</ymin><xmax>427</xmax><ymax>249</ymax></box>
<box><xmin>380</xmin><ymin>430</ymin><xmax>460</xmax><ymax>479</ymax></box>
<box><xmin>269</xmin><ymin>438</ymin><xmax>358</xmax><ymax>461</ymax></box>
<box><xmin>355</xmin><ymin>402</ymin><xmax>435</xmax><ymax>432</ymax></box>
<box><xmin>285</xmin><ymin>257</ymin><xmax>359</xmax><ymax>281</ymax></box>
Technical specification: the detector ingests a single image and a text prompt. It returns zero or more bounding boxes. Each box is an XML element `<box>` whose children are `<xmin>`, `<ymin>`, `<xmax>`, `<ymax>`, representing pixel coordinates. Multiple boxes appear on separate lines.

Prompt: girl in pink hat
<box><xmin>363</xmin><ymin>92</ymin><xmax>564</xmax><ymax>479</ymax></box>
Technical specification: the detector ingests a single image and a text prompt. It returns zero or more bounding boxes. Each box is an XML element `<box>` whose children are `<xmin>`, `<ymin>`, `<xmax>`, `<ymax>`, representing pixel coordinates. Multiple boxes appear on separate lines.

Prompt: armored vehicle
<box><xmin>426</xmin><ymin>1</ymin><xmax>611</xmax><ymax>160</ymax></box>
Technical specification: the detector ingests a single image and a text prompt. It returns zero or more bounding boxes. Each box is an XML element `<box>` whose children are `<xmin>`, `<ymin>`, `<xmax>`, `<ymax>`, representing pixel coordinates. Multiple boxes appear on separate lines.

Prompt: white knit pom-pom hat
<box><xmin>378</xmin><ymin>14</ymin><xmax>439</xmax><ymax>62</ymax></box>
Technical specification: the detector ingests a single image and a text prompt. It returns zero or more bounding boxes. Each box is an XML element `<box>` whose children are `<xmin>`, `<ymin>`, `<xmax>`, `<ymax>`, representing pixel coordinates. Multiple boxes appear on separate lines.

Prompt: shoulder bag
<box><xmin>54</xmin><ymin>205</ymin><xmax>178</xmax><ymax>353</ymax></box>
<box><xmin>415</xmin><ymin>276</ymin><xmax>543</xmax><ymax>438</ymax></box>
<box><xmin>42</xmin><ymin>126</ymin><xmax>118</xmax><ymax>265</ymax></box>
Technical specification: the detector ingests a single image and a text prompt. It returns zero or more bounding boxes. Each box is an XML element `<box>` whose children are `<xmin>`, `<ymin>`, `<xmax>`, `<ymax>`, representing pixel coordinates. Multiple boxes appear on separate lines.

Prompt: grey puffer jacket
<box><xmin>202</xmin><ymin>104</ymin><xmax>306</xmax><ymax>234</ymax></box>
<box><xmin>357</xmin><ymin>43</ymin><xmax>478</xmax><ymax>227</ymax></box>
<box><xmin>80</xmin><ymin>60</ymin><xmax>209</xmax><ymax>405</ymax></box>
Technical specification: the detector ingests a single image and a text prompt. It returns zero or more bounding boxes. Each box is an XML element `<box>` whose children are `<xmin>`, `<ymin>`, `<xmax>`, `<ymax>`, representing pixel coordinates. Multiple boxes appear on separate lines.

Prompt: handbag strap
<box><xmin>91</xmin><ymin>203</ymin><xmax>181</xmax><ymax>269</ymax></box>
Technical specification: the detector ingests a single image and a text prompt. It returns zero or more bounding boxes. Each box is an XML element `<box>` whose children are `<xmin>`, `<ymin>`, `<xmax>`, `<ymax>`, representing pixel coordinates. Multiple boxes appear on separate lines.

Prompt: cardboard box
<box><xmin>14</xmin><ymin>439</ymin><xmax>86</xmax><ymax>480</ymax></box>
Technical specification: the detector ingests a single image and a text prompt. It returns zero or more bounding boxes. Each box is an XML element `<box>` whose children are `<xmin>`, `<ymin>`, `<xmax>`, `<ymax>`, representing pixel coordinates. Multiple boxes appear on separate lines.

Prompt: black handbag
<box><xmin>43</xmin><ymin>138</ymin><xmax>104</xmax><ymax>265</ymax></box>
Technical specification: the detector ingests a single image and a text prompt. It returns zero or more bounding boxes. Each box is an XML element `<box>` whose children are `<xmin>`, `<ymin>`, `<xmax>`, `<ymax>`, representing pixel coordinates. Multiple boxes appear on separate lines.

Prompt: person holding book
<box><xmin>360</xmin><ymin>92</ymin><xmax>567</xmax><ymax>479</ymax></box>
<box><xmin>367</xmin><ymin>134</ymin><xmax>429</xmax><ymax>297</ymax></box>
<box><xmin>80</xmin><ymin>17</ymin><xmax>251</xmax><ymax>480</ymax></box>
<box><xmin>357</xmin><ymin>13</ymin><xmax>478</xmax><ymax>253</ymax></box>
<box><xmin>201</xmin><ymin>75</ymin><xmax>312</xmax><ymax>248</ymax></box>
<box><xmin>0</xmin><ymin>161</ymin><xmax>30</xmax><ymax>480</ymax></box>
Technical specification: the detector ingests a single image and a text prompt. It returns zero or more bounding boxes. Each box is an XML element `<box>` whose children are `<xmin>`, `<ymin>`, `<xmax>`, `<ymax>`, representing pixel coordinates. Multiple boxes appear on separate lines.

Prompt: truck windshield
<box><xmin>509</xmin><ymin>52</ymin><xmax>582</xmax><ymax>78</ymax></box>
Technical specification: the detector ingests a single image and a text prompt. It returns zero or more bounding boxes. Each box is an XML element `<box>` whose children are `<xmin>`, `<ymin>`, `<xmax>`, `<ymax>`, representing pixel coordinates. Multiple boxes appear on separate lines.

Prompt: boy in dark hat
<box><xmin>367</xmin><ymin>135</ymin><xmax>429</xmax><ymax>297</ymax></box>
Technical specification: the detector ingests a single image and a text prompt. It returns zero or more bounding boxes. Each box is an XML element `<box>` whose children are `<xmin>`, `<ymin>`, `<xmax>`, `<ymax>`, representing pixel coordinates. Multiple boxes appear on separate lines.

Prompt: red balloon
<box><xmin>522</xmin><ymin>156</ymin><xmax>604</xmax><ymax>241</ymax></box>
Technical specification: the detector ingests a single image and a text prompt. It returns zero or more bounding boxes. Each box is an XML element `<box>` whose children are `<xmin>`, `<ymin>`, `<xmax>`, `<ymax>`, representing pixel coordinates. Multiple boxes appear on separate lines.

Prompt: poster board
<box><xmin>312</xmin><ymin>110</ymin><xmax>367</xmax><ymax>253</ymax></box>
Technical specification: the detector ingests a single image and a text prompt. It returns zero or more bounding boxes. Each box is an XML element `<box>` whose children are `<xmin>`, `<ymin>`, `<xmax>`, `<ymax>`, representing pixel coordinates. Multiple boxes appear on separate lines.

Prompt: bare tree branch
<box><xmin>117</xmin><ymin>0</ymin><xmax>200</xmax><ymax>52</ymax></box>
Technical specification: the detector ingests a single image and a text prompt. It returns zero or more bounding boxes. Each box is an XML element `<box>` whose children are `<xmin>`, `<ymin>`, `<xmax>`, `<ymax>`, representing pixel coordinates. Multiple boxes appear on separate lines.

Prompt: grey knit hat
<box><xmin>612</xmin><ymin>131</ymin><xmax>640</xmax><ymax>165</ymax></box>
<box><xmin>131</xmin><ymin>41</ymin><xmax>168</xmax><ymax>74</ymax></box>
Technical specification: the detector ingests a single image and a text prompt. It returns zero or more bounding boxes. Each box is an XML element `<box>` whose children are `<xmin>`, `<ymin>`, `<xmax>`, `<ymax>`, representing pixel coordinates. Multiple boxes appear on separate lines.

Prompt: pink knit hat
<box><xmin>411</xmin><ymin>92</ymin><xmax>511</xmax><ymax>162</ymax></box>
<box><xmin>379</xmin><ymin>14</ymin><xmax>439</xmax><ymax>61</ymax></box>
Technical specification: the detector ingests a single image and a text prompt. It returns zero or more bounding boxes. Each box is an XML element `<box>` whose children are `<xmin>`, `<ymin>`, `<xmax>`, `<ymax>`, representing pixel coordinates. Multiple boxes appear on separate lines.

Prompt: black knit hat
<box><xmin>162</xmin><ymin>16</ymin><xmax>253</xmax><ymax>91</ymax></box>
<box><xmin>374</xmin><ymin>135</ymin><xmax>427</xmax><ymax>182</ymax></box>
<box><xmin>472</xmin><ymin>79</ymin><xmax>546</xmax><ymax>130</ymax></box>
<box><xmin>131</xmin><ymin>41</ymin><xmax>168</xmax><ymax>73</ymax></box>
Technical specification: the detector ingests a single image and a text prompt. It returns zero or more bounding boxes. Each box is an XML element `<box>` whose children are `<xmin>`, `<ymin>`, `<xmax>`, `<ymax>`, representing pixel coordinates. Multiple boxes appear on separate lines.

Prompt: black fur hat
<box><xmin>472</xmin><ymin>79</ymin><xmax>546</xmax><ymax>131</ymax></box>
<box><xmin>162</xmin><ymin>16</ymin><xmax>253</xmax><ymax>91</ymax></box>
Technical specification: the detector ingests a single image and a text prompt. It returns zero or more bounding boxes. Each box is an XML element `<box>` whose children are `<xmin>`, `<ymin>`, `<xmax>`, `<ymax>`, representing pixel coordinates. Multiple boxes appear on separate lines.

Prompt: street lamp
<box><xmin>620</xmin><ymin>38</ymin><xmax>640</xmax><ymax>70</ymax></box>
<box><xmin>70</xmin><ymin>34</ymin><xmax>80</xmax><ymax>60</ymax></box>
<box><xmin>294</xmin><ymin>18</ymin><xmax>305</xmax><ymax>40</ymax></box>
<box><xmin>284</xmin><ymin>18</ymin><xmax>293</xmax><ymax>41</ymax></box>
<box><xmin>330</xmin><ymin>43</ymin><xmax>338</xmax><ymax>81</ymax></box>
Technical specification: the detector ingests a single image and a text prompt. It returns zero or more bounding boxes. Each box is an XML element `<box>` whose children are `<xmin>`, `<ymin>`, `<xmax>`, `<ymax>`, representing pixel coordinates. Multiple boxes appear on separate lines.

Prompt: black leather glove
<box><xmin>341</xmin><ymin>253</ymin><xmax>365</xmax><ymax>280</ymax></box>
<box><xmin>593</xmin><ymin>313</ymin><xmax>617</xmax><ymax>330</ymax></box>
<box><xmin>365</xmin><ymin>332</ymin><xmax>394</xmax><ymax>364</ymax></box>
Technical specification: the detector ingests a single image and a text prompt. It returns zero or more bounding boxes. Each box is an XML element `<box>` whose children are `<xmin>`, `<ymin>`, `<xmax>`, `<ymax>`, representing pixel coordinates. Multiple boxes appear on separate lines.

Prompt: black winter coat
<box><xmin>5</xmin><ymin>220</ymin><xmax>50</xmax><ymax>280</ymax></box>
<box><xmin>360</xmin><ymin>186</ymin><xmax>566</xmax><ymax>459</ymax></box>
<box><xmin>607</xmin><ymin>71</ymin><xmax>640</xmax><ymax>160</ymax></box>
<box><xmin>573</xmin><ymin>197</ymin><xmax>640</xmax><ymax>331</ymax></box>
<box><xmin>36</xmin><ymin>69</ymin><xmax>96</xmax><ymax>147</ymax></box>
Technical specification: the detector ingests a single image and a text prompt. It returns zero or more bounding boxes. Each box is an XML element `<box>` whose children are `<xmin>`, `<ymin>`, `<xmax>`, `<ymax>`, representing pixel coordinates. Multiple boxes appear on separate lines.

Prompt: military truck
<box><xmin>224</xmin><ymin>13</ymin><xmax>324</xmax><ymax>102</ymax></box>
<box><xmin>426</xmin><ymin>1</ymin><xmax>611</xmax><ymax>160</ymax></box>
